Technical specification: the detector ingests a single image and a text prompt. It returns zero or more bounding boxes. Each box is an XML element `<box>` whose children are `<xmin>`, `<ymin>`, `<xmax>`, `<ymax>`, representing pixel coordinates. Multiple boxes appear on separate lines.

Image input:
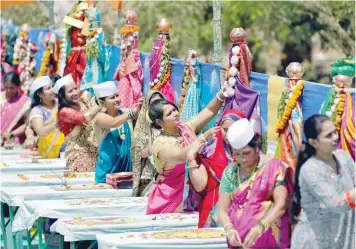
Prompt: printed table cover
<box><xmin>51</xmin><ymin>213</ymin><xmax>198</xmax><ymax>242</ymax></box>
<box><xmin>1</xmin><ymin>184</ymin><xmax>132</xmax><ymax>207</ymax></box>
<box><xmin>0</xmin><ymin>172</ymin><xmax>95</xmax><ymax>187</ymax></box>
<box><xmin>0</xmin><ymin>158</ymin><xmax>66</xmax><ymax>174</ymax></box>
<box><xmin>12</xmin><ymin>197</ymin><xmax>148</xmax><ymax>232</ymax></box>
<box><xmin>96</xmin><ymin>228</ymin><xmax>227</xmax><ymax>249</ymax></box>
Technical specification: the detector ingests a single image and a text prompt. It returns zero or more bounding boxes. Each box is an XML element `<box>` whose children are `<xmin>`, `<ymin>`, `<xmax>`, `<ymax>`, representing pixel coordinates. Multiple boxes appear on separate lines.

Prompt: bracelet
<box><xmin>260</xmin><ymin>219</ymin><xmax>269</xmax><ymax>231</ymax></box>
<box><xmin>223</xmin><ymin>223</ymin><xmax>234</xmax><ymax>231</ymax></box>
<box><xmin>346</xmin><ymin>191</ymin><xmax>355</xmax><ymax>209</ymax></box>
<box><xmin>198</xmin><ymin>134</ymin><xmax>207</xmax><ymax>143</ymax></box>
<box><xmin>255</xmin><ymin>224</ymin><xmax>264</xmax><ymax>235</ymax></box>
<box><xmin>216</xmin><ymin>91</ymin><xmax>226</xmax><ymax>102</ymax></box>
<box><xmin>128</xmin><ymin>109</ymin><xmax>137</xmax><ymax>120</ymax></box>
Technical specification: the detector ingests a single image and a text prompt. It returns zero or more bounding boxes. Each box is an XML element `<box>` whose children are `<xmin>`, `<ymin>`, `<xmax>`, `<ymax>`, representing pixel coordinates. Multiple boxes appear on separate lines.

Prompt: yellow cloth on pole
<box><xmin>267</xmin><ymin>75</ymin><xmax>285</xmax><ymax>142</ymax></box>
<box><xmin>0</xmin><ymin>1</ymin><xmax>36</xmax><ymax>10</ymax></box>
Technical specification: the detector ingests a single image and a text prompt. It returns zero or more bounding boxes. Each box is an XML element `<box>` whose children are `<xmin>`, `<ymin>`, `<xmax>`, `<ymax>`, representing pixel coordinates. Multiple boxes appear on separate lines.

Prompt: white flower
<box><xmin>128</xmin><ymin>36</ymin><xmax>134</xmax><ymax>42</ymax></box>
<box><xmin>133</xmin><ymin>31</ymin><xmax>139</xmax><ymax>36</ymax></box>
<box><xmin>154</xmin><ymin>79</ymin><xmax>159</xmax><ymax>83</ymax></box>
<box><xmin>232</xmin><ymin>46</ymin><xmax>240</xmax><ymax>55</ymax></box>
<box><xmin>127</xmin><ymin>42</ymin><xmax>131</xmax><ymax>46</ymax></box>
<box><xmin>229</xmin><ymin>67</ymin><xmax>238</xmax><ymax>76</ymax></box>
<box><xmin>149</xmin><ymin>82</ymin><xmax>154</xmax><ymax>87</ymax></box>
<box><xmin>285</xmin><ymin>99</ymin><xmax>289</xmax><ymax>104</ymax></box>
<box><xmin>228</xmin><ymin>77</ymin><xmax>236</xmax><ymax>86</ymax></box>
<box><xmin>91</xmin><ymin>38</ymin><xmax>95</xmax><ymax>43</ymax></box>
<box><xmin>157</xmin><ymin>73</ymin><xmax>161</xmax><ymax>78</ymax></box>
<box><xmin>230</xmin><ymin>56</ymin><xmax>239</xmax><ymax>65</ymax></box>
<box><xmin>288</xmin><ymin>92</ymin><xmax>293</xmax><ymax>98</ymax></box>
<box><xmin>121</xmin><ymin>44</ymin><xmax>126</xmax><ymax>49</ymax></box>
<box><xmin>331</xmin><ymin>105</ymin><xmax>336</xmax><ymax>112</ymax></box>
<box><xmin>333</xmin><ymin>98</ymin><xmax>339</xmax><ymax>105</ymax></box>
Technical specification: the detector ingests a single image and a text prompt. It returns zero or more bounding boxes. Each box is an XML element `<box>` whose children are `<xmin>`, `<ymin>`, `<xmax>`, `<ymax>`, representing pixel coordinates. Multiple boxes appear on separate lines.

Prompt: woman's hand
<box><xmin>226</xmin><ymin>229</ymin><xmax>242</xmax><ymax>247</ymax></box>
<box><xmin>203</xmin><ymin>126</ymin><xmax>220</xmax><ymax>141</ymax></box>
<box><xmin>243</xmin><ymin>227</ymin><xmax>260</xmax><ymax>248</ymax></box>
<box><xmin>134</xmin><ymin>98</ymin><xmax>144</xmax><ymax>113</ymax></box>
<box><xmin>141</xmin><ymin>147</ymin><xmax>151</xmax><ymax>159</ymax></box>
<box><xmin>187</xmin><ymin>139</ymin><xmax>206</xmax><ymax>160</ymax></box>
<box><xmin>23</xmin><ymin>136</ymin><xmax>37</xmax><ymax>149</ymax></box>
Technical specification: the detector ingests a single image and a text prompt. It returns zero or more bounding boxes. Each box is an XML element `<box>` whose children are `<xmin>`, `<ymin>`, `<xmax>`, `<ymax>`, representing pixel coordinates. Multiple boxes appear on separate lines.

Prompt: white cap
<box><xmin>29</xmin><ymin>76</ymin><xmax>52</xmax><ymax>98</ymax></box>
<box><xmin>93</xmin><ymin>81</ymin><xmax>117</xmax><ymax>99</ymax></box>
<box><xmin>53</xmin><ymin>74</ymin><xmax>74</xmax><ymax>94</ymax></box>
<box><xmin>227</xmin><ymin>118</ymin><xmax>255</xmax><ymax>149</ymax></box>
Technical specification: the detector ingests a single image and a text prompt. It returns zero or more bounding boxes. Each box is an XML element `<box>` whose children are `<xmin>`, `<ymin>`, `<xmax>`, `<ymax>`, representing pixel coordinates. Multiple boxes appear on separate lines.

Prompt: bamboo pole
<box><xmin>212</xmin><ymin>0</ymin><xmax>222</xmax><ymax>66</ymax></box>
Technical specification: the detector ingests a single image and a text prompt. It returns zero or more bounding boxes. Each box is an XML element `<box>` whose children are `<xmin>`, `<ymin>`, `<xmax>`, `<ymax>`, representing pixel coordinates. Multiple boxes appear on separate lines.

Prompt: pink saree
<box><xmin>115</xmin><ymin>35</ymin><xmax>143</xmax><ymax>108</ymax></box>
<box><xmin>0</xmin><ymin>93</ymin><xmax>31</xmax><ymax>143</ymax></box>
<box><xmin>228</xmin><ymin>159</ymin><xmax>293</xmax><ymax>249</ymax></box>
<box><xmin>146</xmin><ymin>122</ymin><xmax>196</xmax><ymax>214</ymax></box>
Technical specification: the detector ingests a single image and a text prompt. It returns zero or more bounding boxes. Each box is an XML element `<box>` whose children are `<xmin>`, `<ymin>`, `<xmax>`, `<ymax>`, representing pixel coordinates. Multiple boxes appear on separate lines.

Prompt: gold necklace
<box><xmin>236</xmin><ymin>156</ymin><xmax>260</xmax><ymax>186</ymax></box>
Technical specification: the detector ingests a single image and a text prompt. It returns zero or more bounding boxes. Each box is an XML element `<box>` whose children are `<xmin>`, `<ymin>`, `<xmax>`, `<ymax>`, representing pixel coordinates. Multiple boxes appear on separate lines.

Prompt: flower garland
<box><xmin>120</xmin><ymin>26</ymin><xmax>140</xmax><ymax>35</ymax></box>
<box><xmin>59</xmin><ymin>36</ymin><xmax>68</xmax><ymax>74</ymax></box>
<box><xmin>85</xmin><ymin>28</ymin><xmax>102</xmax><ymax>58</ymax></box>
<box><xmin>324</xmin><ymin>85</ymin><xmax>346</xmax><ymax>132</ymax></box>
<box><xmin>120</xmin><ymin>29</ymin><xmax>138</xmax><ymax>68</ymax></box>
<box><xmin>179</xmin><ymin>66</ymin><xmax>191</xmax><ymax>113</ymax></box>
<box><xmin>275</xmin><ymin>80</ymin><xmax>304</xmax><ymax>133</ymax></box>
<box><xmin>150</xmin><ymin>36</ymin><xmax>171</xmax><ymax>90</ymax></box>
<box><xmin>36</xmin><ymin>45</ymin><xmax>51</xmax><ymax>77</ymax></box>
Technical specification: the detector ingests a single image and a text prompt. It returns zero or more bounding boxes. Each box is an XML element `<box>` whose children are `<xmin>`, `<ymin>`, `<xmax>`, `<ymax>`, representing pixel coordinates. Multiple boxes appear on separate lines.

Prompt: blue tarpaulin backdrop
<box><xmin>2</xmin><ymin>24</ymin><xmax>354</xmax><ymax>132</ymax></box>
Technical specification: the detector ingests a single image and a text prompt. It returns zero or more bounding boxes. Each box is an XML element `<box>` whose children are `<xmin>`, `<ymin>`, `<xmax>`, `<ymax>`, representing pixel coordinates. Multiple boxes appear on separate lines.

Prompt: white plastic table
<box><xmin>51</xmin><ymin>213</ymin><xmax>198</xmax><ymax>248</ymax></box>
<box><xmin>0</xmin><ymin>148</ymin><xmax>29</xmax><ymax>156</ymax></box>
<box><xmin>0</xmin><ymin>158</ymin><xmax>66</xmax><ymax>174</ymax></box>
<box><xmin>0</xmin><ymin>172</ymin><xmax>95</xmax><ymax>187</ymax></box>
<box><xmin>12</xmin><ymin>197</ymin><xmax>148</xmax><ymax>232</ymax></box>
<box><xmin>96</xmin><ymin>228</ymin><xmax>227</xmax><ymax>249</ymax></box>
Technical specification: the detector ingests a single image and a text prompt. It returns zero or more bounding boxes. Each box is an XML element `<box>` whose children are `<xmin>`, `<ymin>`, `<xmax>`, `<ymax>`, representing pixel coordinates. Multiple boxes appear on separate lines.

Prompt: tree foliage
<box><xmin>2</xmin><ymin>1</ymin><xmax>354</xmax><ymax>82</ymax></box>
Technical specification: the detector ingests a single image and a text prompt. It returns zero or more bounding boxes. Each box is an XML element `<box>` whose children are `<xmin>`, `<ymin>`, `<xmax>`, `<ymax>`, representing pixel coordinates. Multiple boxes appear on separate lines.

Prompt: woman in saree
<box><xmin>185</xmin><ymin>109</ymin><xmax>246</xmax><ymax>228</ymax></box>
<box><xmin>1</xmin><ymin>72</ymin><xmax>31</xmax><ymax>145</ymax></box>
<box><xmin>146</xmin><ymin>88</ymin><xmax>227</xmax><ymax>214</ymax></box>
<box><xmin>291</xmin><ymin>115</ymin><xmax>355</xmax><ymax>249</ymax></box>
<box><xmin>132</xmin><ymin>90</ymin><xmax>165</xmax><ymax>197</ymax></box>
<box><xmin>92</xmin><ymin>81</ymin><xmax>143</xmax><ymax>183</ymax></box>
<box><xmin>218</xmin><ymin>118</ymin><xmax>293</xmax><ymax>249</ymax></box>
<box><xmin>28</xmin><ymin>76</ymin><xmax>65</xmax><ymax>158</ymax></box>
<box><xmin>57</xmin><ymin>74</ymin><xmax>101</xmax><ymax>172</ymax></box>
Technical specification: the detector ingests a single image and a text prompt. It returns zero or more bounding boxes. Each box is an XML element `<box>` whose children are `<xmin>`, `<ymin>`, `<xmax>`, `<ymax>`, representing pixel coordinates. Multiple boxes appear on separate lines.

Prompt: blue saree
<box><xmin>95</xmin><ymin>110</ymin><xmax>132</xmax><ymax>183</ymax></box>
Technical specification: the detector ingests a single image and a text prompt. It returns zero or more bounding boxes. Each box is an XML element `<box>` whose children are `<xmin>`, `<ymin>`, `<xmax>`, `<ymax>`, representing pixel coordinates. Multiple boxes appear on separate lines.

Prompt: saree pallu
<box><xmin>228</xmin><ymin>159</ymin><xmax>292</xmax><ymax>249</ymax></box>
<box><xmin>0</xmin><ymin>93</ymin><xmax>31</xmax><ymax>143</ymax></box>
<box><xmin>275</xmin><ymin>102</ymin><xmax>303</xmax><ymax>170</ymax></box>
<box><xmin>95</xmin><ymin>120</ymin><xmax>132</xmax><ymax>183</ymax></box>
<box><xmin>340</xmin><ymin>92</ymin><xmax>355</xmax><ymax>161</ymax></box>
<box><xmin>197</xmin><ymin>130</ymin><xmax>228</xmax><ymax>228</ymax></box>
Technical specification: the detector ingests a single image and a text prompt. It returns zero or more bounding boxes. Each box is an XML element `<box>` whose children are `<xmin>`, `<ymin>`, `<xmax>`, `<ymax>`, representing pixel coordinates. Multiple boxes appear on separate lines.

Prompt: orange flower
<box><xmin>120</xmin><ymin>26</ymin><xmax>140</xmax><ymax>35</ymax></box>
<box><xmin>275</xmin><ymin>80</ymin><xmax>304</xmax><ymax>133</ymax></box>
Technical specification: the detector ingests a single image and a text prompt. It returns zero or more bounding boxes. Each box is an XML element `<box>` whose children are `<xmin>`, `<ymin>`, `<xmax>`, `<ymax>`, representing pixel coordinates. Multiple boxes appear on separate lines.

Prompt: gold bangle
<box><xmin>260</xmin><ymin>219</ymin><xmax>269</xmax><ymax>232</ymax></box>
<box><xmin>223</xmin><ymin>223</ymin><xmax>234</xmax><ymax>231</ymax></box>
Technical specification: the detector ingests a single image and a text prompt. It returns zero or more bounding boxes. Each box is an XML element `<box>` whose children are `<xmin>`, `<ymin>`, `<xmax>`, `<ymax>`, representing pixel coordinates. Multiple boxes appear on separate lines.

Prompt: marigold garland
<box><xmin>334</xmin><ymin>90</ymin><xmax>345</xmax><ymax>132</ymax></box>
<box><xmin>275</xmin><ymin>80</ymin><xmax>304</xmax><ymax>133</ymax></box>
<box><xmin>87</xmin><ymin>29</ymin><xmax>98</xmax><ymax>39</ymax></box>
<box><xmin>120</xmin><ymin>26</ymin><xmax>140</xmax><ymax>35</ymax></box>
<box><xmin>36</xmin><ymin>46</ymin><xmax>51</xmax><ymax>78</ymax></box>
<box><xmin>179</xmin><ymin>67</ymin><xmax>191</xmax><ymax>113</ymax></box>
<box><xmin>151</xmin><ymin>36</ymin><xmax>171</xmax><ymax>91</ymax></box>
